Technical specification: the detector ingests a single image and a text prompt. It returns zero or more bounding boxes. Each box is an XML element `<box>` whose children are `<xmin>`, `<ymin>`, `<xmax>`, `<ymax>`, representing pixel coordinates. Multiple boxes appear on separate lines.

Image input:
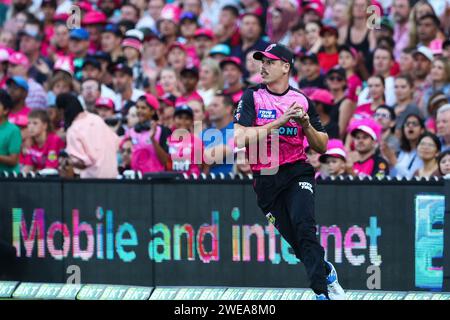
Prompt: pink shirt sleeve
<box><xmin>66</xmin><ymin>127</ymin><xmax>95</xmax><ymax>167</ymax></box>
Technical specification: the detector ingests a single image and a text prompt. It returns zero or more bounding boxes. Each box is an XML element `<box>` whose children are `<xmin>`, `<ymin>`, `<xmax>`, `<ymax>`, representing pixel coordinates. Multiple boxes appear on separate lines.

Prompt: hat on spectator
<box><xmin>320</xmin><ymin>25</ymin><xmax>338</xmax><ymax>37</ymax></box>
<box><xmin>82</xmin><ymin>11</ymin><xmax>107</xmax><ymax>25</ymax></box>
<box><xmin>180</xmin><ymin>11</ymin><xmax>198</xmax><ymax>24</ymax></box>
<box><xmin>159</xmin><ymin>4</ymin><xmax>181</xmax><ymax>24</ymax></box>
<box><xmin>428</xmin><ymin>92</ymin><xmax>449</xmax><ymax>115</ymax></box>
<box><xmin>349</xmin><ymin>118</ymin><xmax>382</xmax><ymax>141</ymax></box>
<box><xmin>299</xmin><ymin>52</ymin><xmax>319</xmax><ymax>64</ymax></box>
<box><xmin>102</xmin><ymin>24</ymin><xmax>123</xmax><ymax>37</ymax></box>
<box><xmin>140</xmin><ymin>93</ymin><xmax>159</xmax><ymax>111</ymax></box>
<box><xmin>110</xmin><ymin>63</ymin><xmax>133</xmax><ymax>76</ymax></box>
<box><xmin>380</xmin><ymin>17</ymin><xmax>394</xmax><ymax>32</ymax></box>
<box><xmin>70</xmin><ymin>28</ymin><xmax>90</xmax><ymax>41</ymax></box>
<box><xmin>219</xmin><ymin>56</ymin><xmax>243</xmax><ymax>72</ymax></box>
<box><xmin>326</xmin><ymin>66</ymin><xmax>346</xmax><ymax>79</ymax></box>
<box><xmin>310</xmin><ymin>89</ymin><xmax>334</xmax><ymax>106</ymax></box>
<box><xmin>209</xmin><ymin>44</ymin><xmax>231</xmax><ymax>57</ymax></box>
<box><xmin>122</xmin><ymin>37</ymin><xmax>143</xmax><ymax>53</ymax></box>
<box><xmin>19</xmin><ymin>25</ymin><xmax>43</xmax><ymax>41</ymax></box>
<box><xmin>82</xmin><ymin>56</ymin><xmax>101</xmax><ymax>70</ymax></box>
<box><xmin>174</xmin><ymin>104</ymin><xmax>194</xmax><ymax>118</ymax></box>
<box><xmin>303</xmin><ymin>0</ymin><xmax>325</xmax><ymax>19</ymax></box>
<box><xmin>413</xmin><ymin>46</ymin><xmax>434</xmax><ymax>62</ymax></box>
<box><xmin>194</xmin><ymin>28</ymin><xmax>214</xmax><ymax>40</ymax></box>
<box><xmin>7</xmin><ymin>76</ymin><xmax>29</xmax><ymax>92</ymax></box>
<box><xmin>168</xmin><ymin>42</ymin><xmax>187</xmax><ymax>53</ymax></box>
<box><xmin>54</xmin><ymin>56</ymin><xmax>74</xmax><ymax>76</ymax></box>
<box><xmin>78</xmin><ymin>1</ymin><xmax>94</xmax><ymax>12</ymax></box>
<box><xmin>253</xmin><ymin>43</ymin><xmax>295</xmax><ymax>67</ymax></box>
<box><xmin>0</xmin><ymin>48</ymin><xmax>9</xmax><ymax>62</ymax></box>
<box><xmin>319</xmin><ymin>139</ymin><xmax>347</xmax><ymax>163</ymax></box>
<box><xmin>125</xmin><ymin>29</ymin><xmax>145</xmax><ymax>42</ymax></box>
<box><xmin>95</xmin><ymin>97</ymin><xmax>115</xmax><ymax>109</ymax></box>
<box><xmin>8</xmin><ymin>51</ymin><xmax>29</xmax><ymax>67</ymax></box>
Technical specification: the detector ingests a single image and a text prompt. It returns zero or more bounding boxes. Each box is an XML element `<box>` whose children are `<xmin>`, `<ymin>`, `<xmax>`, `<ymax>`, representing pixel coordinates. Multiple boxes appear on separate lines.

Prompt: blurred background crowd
<box><xmin>0</xmin><ymin>0</ymin><xmax>449</xmax><ymax>179</ymax></box>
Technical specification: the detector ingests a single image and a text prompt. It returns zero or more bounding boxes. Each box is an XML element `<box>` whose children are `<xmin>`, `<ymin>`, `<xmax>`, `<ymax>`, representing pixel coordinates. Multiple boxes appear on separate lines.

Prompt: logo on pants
<box><xmin>299</xmin><ymin>182</ymin><xmax>313</xmax><ymax>194</ymax></box>
<box><xmin>266</xmin><ymin>212</ymin><xmax>276</xmax><ymax>225</ymax></box>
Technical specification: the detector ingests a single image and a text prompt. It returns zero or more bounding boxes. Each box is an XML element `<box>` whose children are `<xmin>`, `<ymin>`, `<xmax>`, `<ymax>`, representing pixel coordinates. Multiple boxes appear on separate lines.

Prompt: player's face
<box><xmin>260</xmin><ymin>57</ymin><xmax>289</xmax><ymax>84</ymax></box>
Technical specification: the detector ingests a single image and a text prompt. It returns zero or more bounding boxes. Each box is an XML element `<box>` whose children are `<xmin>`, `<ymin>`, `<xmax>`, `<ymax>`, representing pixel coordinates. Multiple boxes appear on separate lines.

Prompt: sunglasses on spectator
<box><xmin>405</xmin><ymin>121</ymin><xmax>420</xmax><ymax>127</ymax></box>
<box><xmin>327</xmin><ymin>76</ymin><xmax>344</xmax><ymax>81</ymax></box>
<box><xmin>374</xmin><ymin>113</ymin><xmax>390</xmax><ymax>119</ymax></box>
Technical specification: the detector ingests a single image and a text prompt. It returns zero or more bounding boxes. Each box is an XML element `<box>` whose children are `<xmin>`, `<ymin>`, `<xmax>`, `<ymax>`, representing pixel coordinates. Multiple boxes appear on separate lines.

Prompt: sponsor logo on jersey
<box><xmin>258</xmin><ymin>109</ymin><xmax>277</xmax><ymax>119</ymax></box>
<box><xmin>278</xmin><ymin>126</ymin><xmax>298</xmax><ymax>136</ymax></box>
<box><xmin>299</xmin><ymin>182</ymin><xmax>313</xmax><ymax>194</ymax></box>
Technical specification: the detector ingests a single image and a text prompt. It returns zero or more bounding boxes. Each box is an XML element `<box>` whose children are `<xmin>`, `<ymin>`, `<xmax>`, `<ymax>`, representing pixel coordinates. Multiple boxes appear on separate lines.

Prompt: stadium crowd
<box><xmin>0</xmin><ymin>0</ymin><xmax>449</xmax><ymax>179</ymax></box>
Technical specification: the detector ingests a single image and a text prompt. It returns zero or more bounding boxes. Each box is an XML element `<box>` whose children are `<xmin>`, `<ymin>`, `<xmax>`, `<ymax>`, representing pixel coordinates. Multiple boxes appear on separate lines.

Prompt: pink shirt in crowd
<box><xmin>21</xmin><ymin>132</ymin><xmax>65</xmax><ymax>170</ymax></box>
<box><xmin>66</xmin><ymin>112</ymin><xmax>119</xmax><ymax>178</ymax></box>
<box><xmin>346</xmin><ymin>74</ymin><xmax>363</xmax><ymax>103</ymax></box>
<box><xmin>167</xmin><ymin>131</ymin><xmax>203</xmax><ymax>176</ymax></box>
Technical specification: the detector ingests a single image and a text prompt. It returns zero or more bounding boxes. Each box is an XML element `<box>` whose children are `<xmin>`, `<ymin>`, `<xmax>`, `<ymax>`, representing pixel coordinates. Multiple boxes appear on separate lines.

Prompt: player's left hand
<box><xmin>293</xmin><ymin>104</ymin><xmax>310</xmax><ymax>128</ymax></box>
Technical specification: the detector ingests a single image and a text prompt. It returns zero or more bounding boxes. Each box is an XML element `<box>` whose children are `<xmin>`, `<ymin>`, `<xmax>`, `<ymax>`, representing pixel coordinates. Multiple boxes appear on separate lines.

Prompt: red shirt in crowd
<box><xmin>21</xmin><ymin>132</ymin><xmax>65</xmax><ymax>170</ymax></box>
<box><xmin>318</xmin><ymin>52</ymin><xmax>339</xmax><ymax>73</ymax></box>
<box><xmin>345</xmin><ymin>74</ymin><xmax>363</xmax><ymax>103</ymax></box>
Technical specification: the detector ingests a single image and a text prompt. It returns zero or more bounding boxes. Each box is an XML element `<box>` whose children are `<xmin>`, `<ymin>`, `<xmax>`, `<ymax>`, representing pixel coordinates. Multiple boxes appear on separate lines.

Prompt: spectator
<box><xmin>82</xmin><ymin>11</ymin><xmax>108</xmax><ymax>53</ymax></box>
<box><xmin>167</xmin><ymin>105</ymin><xmax>205</xmax><ymax>175</ymax></box>
<box><xmin>111</xmin><ymin>63</ymin><xmax>145</xmax><ymax>115</ymax></box>
<box><xmin>187</xmin><ymin>99</ymin><xmax>206</xmax><ymax>127</ymax></box>
<box><xmin>197</xmin><ymin>58</ymin><xmax>223</xmax><ymax>108</ymax></box>
<box><xmin>436</xmin><ymin>104</ymin><xmax>450</xmax><ymax>151</ymax></box>
<box><xmin>142</xmin><ymin>32</ymin><xmax>167</xmax><ymax>82</ymax></box>
<box><xmin>318</xmin><ymin>139</ymin><xmax>349</xmax><ymax>178</ymax></box>
<box><xmin>193</xmin><ymin>28</ymin><xmax>214</xmax><ymax>62</ymax></box>
<box><xmin>317</xmin><ymin>25</ymin><xmax>339</xmax><ymax>73</ymax></box>
<box><xmin>120</xmin><ymin>3</ymin><xmax>140</xmax><ymax>25</ymax></box>
<box><xmin>158</xmin><ymin>67</ymin><xmax>182</xmax><ymax>101</ymax></box>
<box><xmin>422</xmin><ymin>57</ymin><xmax>450</xmax><ymax>110</ymax></box>
<box><xmin>0</xmin><ymin>89</ymin><xmax>21</xmax><ymax>174</ymax></box>
<box><xmin>337</xmin><ymin>45</ymin><xmax>362</xmax><ymax>104</ymax></box>
<box><xmin>375</xmin><ymin>105</ymin><xmax>401</xmax><ymax>166</ymax></box>
<box><xmin>202</xmin><ymin>92</ymin><xmax>235</xmax><ymax>175</ymax></box>
<box><xmin>125</xmin><ymin>105</ymin><xmax>139</xmax><ymax>132</ymax></box>
<box><xmin>390</xmin><ymin>114</ymin><xmax>426</xmax><ymax>178</ymax></box>
<box><xmin>220</xmin><ymin>57</ymin><xmax>244</xmax><ymax>105</ymax></box>
<box><xmin>347</xmin><ymin>118</ymin><xmax>389</xmax><ymax>178</ymax></box>
<box><xmin>157</xmin><ymin>4</ymin><xmax>181</xmax><ymax>46</ymax></box>
<box><xmin>414</xmin><ymin>132</ymin><xmax>441</xmax><ymax>177</ymax></box>
<box><xmin>47</xmin><ymin>21</ymin><xmax>70</xmax><ymax>59</ymax></box>
<box><xmin>412</xmin><ymin>46</ymin><xmax>433</xmax><ymax>116</ymax></box>
<box><xmin>101</xmin><ymin>24</ymin><xmax>124</xmax><ymax>64</ymax></box>
<box><xmin>94</xmin><ymin>97</ymin><xmax>115</xmax><ymax>120</ymax></box>
<box><xmin>310</xmin><ymin>89</ymin><xmax>339</xmax><ymax>139</ymax></box>
<box><xmin>398</xmin><ymin>47</ymin><xmax>415</xmax><ymax>74</ymax></box>
<box><xmin>426</xmin><ymin>92</ymin><xmax>449</xmax><ymax>133</ymax></box>
<box><xmin>331</xmin><ymin>0</ymin><xmax>349</xmax><ymax>45</ymax></box>
<box><xmin>167</xmin><ymin>42</ymin><xmax>189</xmax><ymax>74</ymax></box>
<box><xmin>136</xmin><ymin>0</ymin><xmax>165</xmax><ymax>30</ymax></box>
<box><xmin>0</xmin><ymin>49</ymin><xmax>9</xmax><ymax>89</ymax></box>
<box><xmin>393</xmin><ymin>74</ymin><xmax>422</xmax><ymax>134</ymax></box>
<box><xmin>124</xmin><ymin>93</ymin><xmax>171</xmax><ymax>173</ymax></box>
<box><xmin>6</xmin><ymin>76</ymin><xmax>31</xmax><ymax>129</ymax></box>
<box><xmin>56</xmin><ymin>93</ymin><xmax>119</xmax><ymax>178</ymax></box>
<box><xmin>288</xmin><ymin>22</ymin><xmax>307</xmax><ymax>54</ymax></box>
<box><xmin>437</xmin><ymin>150</ymin><xmax>450</xmax><ymax>177</ymax></box>
<box><xmin>306</xmin><ymin>142</ymin><xmax>328</xmax><ymax>179</ymax></box>
<box><xmin>7</xmin><ymin>52</ymin><xmax>47</xmax><ymax>109</ymax></box>
<box><xmin>80</xmin><ymin>78</ymin><xmax>101</xmax><ymax>113</ymax></box>
<box><xmin>354</xmin><ymin>75</ymin><xmax>386</xmax><ymax>120</ymax></box>
<box><xmin>177</xmin><ymin>66</ymin><xmax>203</xmax><ymax>105</ymax></box>
<box><xmin>216</xmin><ymin>5</ymin><xmax>240</xmax><ymax>47</ymax></box>
<box><xmin>298</xmin><ymin>53</ymin><xmax>326</xmax><ymax>95</ymax></box>
<box><xmin>358</xmin><ymin>46</ymin><xmax>396</xmax><ymax>107</ymax></box>
<box><xmin>68</xmin><ymin>28</ymin><xmax>91</xmax><ymax>81</ymax></box>
<box><xmin>209</xmin><ymin>44</ymin><xmax>231</xmax><ymax>62</ymax></box>
<box><xmin>179</xmin><ymin>12</ymin><xmax>199</xmax><ymax>47</ymax></box>
<box><xmin>118</xmin><ymin>137</ymin><xmax>133</xmax><ymax>174</ymax></box>
<box><xmin>408</xmin><ymin>0</ymin><xmax>437</xmax><ymax>49</ymax></box>
<box><xmin>266</xmin><ymin>3</ymin><xmax>297</xmax><ymax>45</ymax></box>
<box><xmin>392</xmin><ymin>0</ymin><xmax>411</xmax><ymax>60</ymax></box>
<box><xmin>443</xmin><ymin>39</ymin><xmax>450</xmax><ymax>59</ymax></box>
<box><xmin>81</xmin><ymin>56</ymin><xmax>117</xmax><ymax>101</ymax></box>
<box><xmin>21</xmin><ymin>108</ymin><xmax>65</xmax><ymax>173</ymax></box>
<box><xmin>416</xmin><ymin>14</ymin><xmax>441</xmax><ymax>48</ymax></box>
<box><xmin>305</xmin><ymin>20</ymin><xmax>322</xmax><ymax>54</ymax></box>
<box><xmin>230</xmin><ymin>13</ymin><xmax>269</xmax><ymax>67</ymax></box>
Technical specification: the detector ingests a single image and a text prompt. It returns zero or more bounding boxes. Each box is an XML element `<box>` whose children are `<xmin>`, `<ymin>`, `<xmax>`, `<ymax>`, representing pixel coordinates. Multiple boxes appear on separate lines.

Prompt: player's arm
<box><xmin>234</xmin><ymin>90</ymin><xmax>301</xmax><ymax>148</ymax></box>
<box><xmin>295</xmin><ymin>99</ymin><xmax>328</xmax><ymax>154</ymax></box>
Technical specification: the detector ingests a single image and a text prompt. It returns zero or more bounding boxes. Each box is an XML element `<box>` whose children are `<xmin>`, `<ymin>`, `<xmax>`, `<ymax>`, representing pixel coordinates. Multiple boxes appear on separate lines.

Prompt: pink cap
<box><xmin>194</xmin><ymin>28</ymin><xmax>214</xmax><ymax>40</ymax></box>
<box><xmin>160</xmin><ymin>4</ymin><xmax>181</xmax><ymax>24</ymax></box>
<box><xmin>8</xmin><ymin>51</ymin><xmax>29</xmax><ymax>67</ymax></box>
<box><xmin>54</xmin><ymin>56</ymin><xmax>74</xmax><ymax>76</ymax></box>
<box><xmin>78</xmin><ymin>1</ymin><xmax>94</xmax><ymax>12</ymax></box>
<box><xmin>142</xmin><ymin>93</ymin><xmax>159</xmax><ymax>110</ymax></box>
<box><xmin>168</xmin><ymin>42</ymin><xmax>187</xmax><ymax>53</ymax></box>
<box><xmin>349</xmin><ymin>118</ymin><xmax>382</xmax><ymax>141</ymax></box>
<box><xmin>310</xmin><ymin>89</ymin><xmax>334</xmax><ymax>106</ymax></box>
<box><xmin>303</xmin><ymin>0</ymin><xmax>325</xmax><ymax>19</ymax></box>
<box><xmin>53</xmin><ymin>13</ymin><xmax>69</xmax><ymax>23</ymax></box>
<box><xmin>82</xmin><ymin>11</ymin><xmax>107</xmax><ymax>25</ymax></box>
<box><xmin>0</xmin><ymin>48</ymin><xmax>10</xmax><ymax>62</ymax></box>
<box><xmin>219</xmin><ymin>56</ymin><xmax>242</xmax><ymax>70</ymax></box>
<box><xmin>95</xmin><ymin>97</ymin><xmax>115</xmax><ymax>109</ymax></box>
<box><xmin>122</xmin><ymin>38</ymin><xmax>143</xmax><ymax>52</ymax></box>
<box><xmin>371</xmin><ymin>0</ymin><xmax>384</xmax><ymax>17</ymax></box>
<box><xmin>319</xmin><ymin>139</ymin><xmax>347</xmax><ymax>163</ymax></box>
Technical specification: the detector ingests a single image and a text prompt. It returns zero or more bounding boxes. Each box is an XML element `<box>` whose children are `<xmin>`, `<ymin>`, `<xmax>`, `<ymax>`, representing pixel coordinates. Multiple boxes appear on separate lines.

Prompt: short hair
<box><xmin>376</xmin><ymin>104</ymin><xmax>396</xmax><ymax>121</ymax></box>
<box><xmin>221</xmin><ymin>4</ymin><xmax>239</xmax><ymax>17</ymax></box>
<box><xmin>49</xmin><ymin>72</ymin><xmax>74</xmax><ymax>91</ymax></box>
<box><xmin>0</xmin><ymin>89</ymin><xmax>13</xmax><ymax>111</ymax></box>
<box><xmin>373</xmin><ymin>45</ymin><xmax>394</xmax><ymax>61</ymax></box>
<box><xmin>290</xmin><ymin>21</ymin><xmax>305</xmax><ymax>33</ymax></box>
<box><xmin>28</xmin><ymin>108</ymin><xmax>52</xmax><ymax>132</ymax></box>
<box><xmin>122</xmin><ymin>2</ymin><xmax>140</xmax><ymax>17</ymax></box>
<box><xmin>419</xmin><ymin>13</ymin><xmax>441</xmax><ymax>27</ymax></box>
<box><xmin>437</xmin><ymin>150</ymin><xmax>450</xmax><ymax>175</ymax></box>
<box><xmin>81</xmin><ymin>77</ymin><xmax>101</xmax><ymax>91</ymax></box>
<box><xmin>369</xmin><ymin>74</ymin><xmax>385</xmax><ymax>87</ymax></box>
<box><xmin>241</xmin><ymin>13</ymin><xmax>263</xmax><ymax>29</ymax></box>
<box><xmin>395</xmin><ymin>73</ymin><xmax>414</xmax><ymax>88</ymax></box>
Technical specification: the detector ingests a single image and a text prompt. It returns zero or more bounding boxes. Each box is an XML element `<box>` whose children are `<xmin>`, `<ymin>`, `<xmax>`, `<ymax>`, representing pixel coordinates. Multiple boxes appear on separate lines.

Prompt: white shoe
<box><xmin>326</xmin><ymin>261</ymin><xmax>347</xmax><ymax>300</ymax></box>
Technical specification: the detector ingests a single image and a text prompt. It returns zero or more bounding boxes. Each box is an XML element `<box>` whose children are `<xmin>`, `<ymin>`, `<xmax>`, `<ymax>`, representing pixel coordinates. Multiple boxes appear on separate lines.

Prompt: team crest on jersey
<box><xmin>265</xmin><ymin>44</ymin><xmax>276</xmax><ymax>52</ymax></box>
<box><xmin>48</xmin><ymin>151</ymin><xmax>57</xmax><ymax>162</ymax></box>
<box><xmin>258</xmin><ymin>109</ymin><xmax>277</xmax><ymax>119</ymax></box>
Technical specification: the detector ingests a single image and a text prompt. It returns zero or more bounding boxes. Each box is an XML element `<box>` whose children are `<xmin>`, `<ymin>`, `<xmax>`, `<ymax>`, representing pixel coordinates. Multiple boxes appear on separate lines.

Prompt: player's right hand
<box><xmin>277</xmin><ymin>102</ymin><xmax>303</xmax><ymax>126</ymax></box>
